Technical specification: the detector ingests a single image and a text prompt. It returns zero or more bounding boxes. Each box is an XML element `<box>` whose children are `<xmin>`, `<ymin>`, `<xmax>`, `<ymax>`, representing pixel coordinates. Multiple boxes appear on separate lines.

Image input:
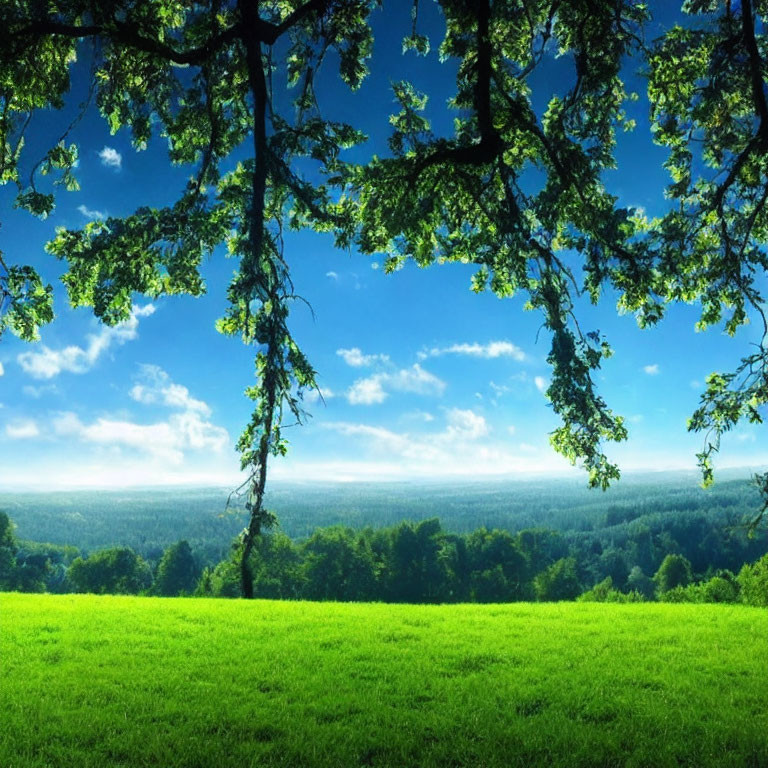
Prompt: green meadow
<box><xmin>1</xmin><ymin>593</ymin><xmax>766</xmax><ymax>768</ymax></box>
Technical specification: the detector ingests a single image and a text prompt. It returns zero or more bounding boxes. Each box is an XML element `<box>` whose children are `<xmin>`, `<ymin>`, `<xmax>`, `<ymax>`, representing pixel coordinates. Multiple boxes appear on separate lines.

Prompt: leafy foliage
<box><xmin>154</xmin><ymin>539</ymin><xmax>199</xmax><ymax>596</ymax></box>
<box><xmin>654</xmin><ymin>553</ymin><xmax>693</xmax><ymax>594</ymax></box>
<box><xmin>1</xmin><ymin>0</ymin><xmax>767</xmax><ymax>592</ymax></box>
<box><xmin>67</xmin><ymin>547</ymin><xmax>152</xmax><ymax>594</ymax></box>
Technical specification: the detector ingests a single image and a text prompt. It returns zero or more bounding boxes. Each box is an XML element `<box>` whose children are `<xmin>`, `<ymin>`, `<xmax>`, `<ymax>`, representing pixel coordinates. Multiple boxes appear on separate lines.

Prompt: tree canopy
<box><xmin>0</xmin><ymin>0</ymin><xmax>766</xmax><ymax>596</ymax></box>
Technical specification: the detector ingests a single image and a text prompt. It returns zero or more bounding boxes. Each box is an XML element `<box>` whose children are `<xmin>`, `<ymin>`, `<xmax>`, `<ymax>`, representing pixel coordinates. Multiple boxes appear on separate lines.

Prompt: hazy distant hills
<box><xmin>0</xmin><ymin>471</ymin><xmax>762</xmax><ymax>562</ymax></box>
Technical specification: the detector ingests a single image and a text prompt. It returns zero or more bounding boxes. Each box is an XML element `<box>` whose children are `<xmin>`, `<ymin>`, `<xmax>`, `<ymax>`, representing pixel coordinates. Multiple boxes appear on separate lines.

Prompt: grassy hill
<box><xmin>2</xmin><ymin>594</ymin><xmax>766</xmax><ymax>767</ymax></box>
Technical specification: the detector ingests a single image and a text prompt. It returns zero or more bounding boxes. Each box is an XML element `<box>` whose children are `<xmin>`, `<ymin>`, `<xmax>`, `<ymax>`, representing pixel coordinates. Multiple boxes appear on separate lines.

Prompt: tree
<box><xmin>301</xmin><ymin>527</ymin><xmax>375</xmax><ymax>601</ymax></box>
<box><xmin>467</xmin><ymin>528</ymin><xmax>529</xmax><ymax>601</ymax></box>
<box><xmin>698</xmin><ymin>573</ymin><xmax>739</xmax><ymax>604</ymax></box>
<box><xmin>737</xmin><ymin>553</ymin><xmax>768</xmax><ymax>607</ymax></box>
<box><xmin>12</xmin><ymin>548</ymin><xmax>50</xmax><ymax>593</ymax></box>
<box><xmin>0</xmin><ymin>512</ymin><xmax>18</xmax><ymax>590</ymax></box>
<box><xmin>154</xmin><ymin>540</ymin><xmax>198</xmax><ymax>596</ymax></box>
<box><xmin>533</xmin><ymin>557</ymin><xmax>581</xmax><ymax>602</ymax></box>
<box><xmin>0</xmin><ymin>0</ymin><xmax>372</xmax><ymax>599</ymax></box>
<box><xmin>626</xmin><ymin>565</ymin><xmax>655</xmax><ymax>600</ymax></box>
<box><xmin>653</xmin><ymin>554</ymin><xmax>693</xmax><ymax>595</ymax></box>
<box><xmin>67</xmin><ymin>547</ymin><xmax>152</xmax><ymax>594</ymax></box>
<box><xmin>1</xmin><ymin>1</ymin><xmax>766</xmax><ymax>599</ymax></box>
<box><xmin>389</xmin><ymin>518</ymin><xmax>452</xmax><ymax>603</ymax></box>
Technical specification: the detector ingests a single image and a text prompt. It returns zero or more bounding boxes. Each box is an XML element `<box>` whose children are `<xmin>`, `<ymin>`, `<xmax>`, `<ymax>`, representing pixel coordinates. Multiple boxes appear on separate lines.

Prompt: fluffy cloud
<box><xmin>0</xmin><ymin>362</ymin><xmax>4</xmax><ymax>376</ymax></box>
<box><xmin>99</xmin><ymin>146</ymin><xmax>122</xmax><ymax>169</ymax></box>
<box><xmin>319</xmin><ymin>407</ymin><xmax>566</xmax><ymax>479</ymax></box>
<box><xmin>53</xmin><ymin>411</ymin><xmax>227</xmax><ymax>465</ymax></box>
<box><xmin>17</xmin><ymin>305</ymin><xmax>155</xmax><ymax>379</ymax></box>
<box><xmin>418</xmin><ymin>341</ymin><xmax>526</xmax><ymax>362</ymax></box>
<box><xmin>322</xmin><ymin>422</ymin><xmax>419</xmax><ymax>458</ymax></box>
<box><xmin>347</xmin><ymin>377</ymin><xmax>387</xmax><ymax>405</ymax></box>
<box><xmin>347</xmin><ymin>364</ymin><xmax>445</xmax><ymax>405</ymax></box>
<box><xmin>534</xmin><ymin>376</ymin><xmax>548</xmax><ymax>393</ymax></box>
<box><xmin>336</xmin><ymin>347</ymin><xmax>391</xmax><ymax>367</ymax></box>
<box><xmin>77</xmin><ymin>204</ymin><xmax>105</xmax><ymax>220</ymax></box>
<box><xmin>443</xmin><ymin>408</ymin><xmax>489</xmax><ymax>440</ymax></box>
<box><xmin>643</xmin><ymin>364</ymin><xmax>660</xmax><ymax>375</ymax></box>
<box><xmin>327</xmin><ymin>409</ymin><xmax>487</xmax><ymax>458</ymax></box>
<box><xmin>326</xmin><ymin>271</ymin><xmax>339</xmax><ymax>280</ymax></box>
<box><xmin>130</xmin><ymin>365</ymin><xmax>211</xmax><ymax>416</ymax></box>
<box><xmin>5</xmin><ymin>420</ymin><xmax>40</xmax><ymax>439</ymax></box>
<box><xmin>53</xmin><ymin>369</ymin><xmax>227</xmax><ymax>464</ymax></box>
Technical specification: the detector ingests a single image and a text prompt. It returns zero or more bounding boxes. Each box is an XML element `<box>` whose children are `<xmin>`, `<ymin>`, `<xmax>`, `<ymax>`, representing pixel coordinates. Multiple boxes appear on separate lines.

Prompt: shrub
<box><xmin>737</xmin><ymin>554</ymin><xmax>768</xmax><ymax>607</ymax></box>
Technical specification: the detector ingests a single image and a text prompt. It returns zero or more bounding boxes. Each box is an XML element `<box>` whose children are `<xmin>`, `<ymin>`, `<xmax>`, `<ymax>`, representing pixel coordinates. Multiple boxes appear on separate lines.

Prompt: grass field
<box><xmin>1</xmin><ymin>593</ymin><xmax>766</xmax><ymax>767</ymax></box>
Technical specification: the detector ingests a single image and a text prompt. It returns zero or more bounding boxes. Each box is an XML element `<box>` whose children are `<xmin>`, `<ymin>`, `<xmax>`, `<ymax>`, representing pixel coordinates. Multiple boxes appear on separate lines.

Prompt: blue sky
<box><xmin>0</xmin><ymin>3</ymin><xmax>765</xmax><ymax>489</ymax></box>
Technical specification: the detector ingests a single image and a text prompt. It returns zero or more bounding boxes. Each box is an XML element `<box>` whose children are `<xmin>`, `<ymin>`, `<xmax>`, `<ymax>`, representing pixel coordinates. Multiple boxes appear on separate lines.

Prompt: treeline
<box><xmin>0</xmin><ymin>513</ymin><xmax>198</xmax><ymax>597</ymax></box>
<box><xmin>2</xmin><ymin>477</ymin><xmax>762</xmax><ymax>560</ymax></box>
<box><xmin>2</xmin><ymin>511</ymin><xmax>766</xmax><ymax>606</ymax></box>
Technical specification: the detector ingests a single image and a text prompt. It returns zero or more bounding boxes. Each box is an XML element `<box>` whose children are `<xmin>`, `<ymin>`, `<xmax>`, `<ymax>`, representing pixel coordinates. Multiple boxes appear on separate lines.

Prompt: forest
<box><xmin>2</xmin><ymin>477</ymin><xmax>766</xmax><ymax>605</ymax></box>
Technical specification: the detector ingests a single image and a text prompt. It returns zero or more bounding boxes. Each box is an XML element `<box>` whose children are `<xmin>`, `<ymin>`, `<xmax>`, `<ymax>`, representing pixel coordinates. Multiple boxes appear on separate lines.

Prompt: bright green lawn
<box><xmin>1</xmin><ymin>593</ymin><xmax>766</xmax><ymax>768</ymax></box>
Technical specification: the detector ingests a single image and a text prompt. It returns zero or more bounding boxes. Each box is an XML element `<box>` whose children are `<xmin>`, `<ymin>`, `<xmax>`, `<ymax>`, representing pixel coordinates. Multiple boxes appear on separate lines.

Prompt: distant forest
<box><xmin>1</xmin><ymin>474</ymin><xmax>766</xmax><ymax>605</ymax></box>
<box><xmin>1</xmin><ymin>474</ymin><xmax>764</xmax><ymax>562</ymax></box>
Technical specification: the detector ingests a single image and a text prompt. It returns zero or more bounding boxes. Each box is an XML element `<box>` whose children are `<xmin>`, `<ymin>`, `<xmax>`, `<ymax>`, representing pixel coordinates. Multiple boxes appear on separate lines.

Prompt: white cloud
<box><xmin>326</xmin><ymin>271</ymin><xmax>339</xmax><ymax>280</ymax></box>
<box><xmin>99</xmin><ymin>146</ymin><xmax>122</xmax><ymax>169</ymax></box>
<box><xmin>5</xmin><ymin>420</ymin><xmax>39</xmax><ymax>439</ymax></box>
<box><xmin>17</xmin><ymin>304</ymin><xmax>155</xmax><ymax>379</ymax></box>
<box><xmin>643</xmin><ymin>364</ymin><xmax>660</xmax><ymax>375</ymax></box>
<box><xmin>348</xmin><ymin>377</ymin><xmax>387</xmax><ymax>405</ymax></box>
<box><xmin>347</xmin><ymin>364</ymin><xmax>445</xmax><ymax>405</ymax></box>
<box><xmin>50</xmin><ymin>366</ymin><xmax>228</xmax><ymax>464</ymax></box>
<box><xmin>324</xmin><ymin>410</ymin><xmax>486</xmax><ymax>463</ymax></box>
<box><xmin>77</xmin><ymin>204</ymin><xmax>105</xmax><ymax>220</ymax></box>
<box><xmin>53</xmin><ymin>409</ymin><xmax>228</xmax><ymax>465</ymax></box>
<box><xmin>507</xmin><ymin>425</ymin><xmax>516</xmax><ymax>435</ymax></box>
<box><xmin>319</xmin><ymin>407</ymin><xmax>567</xmax><ymax>479</ymax></box>
<box><xmin>443</xmin><ymin>408</ymin><xmax>489</xmax><ymax>440</ymax></box>
<box><xmin>336</xmin><ymin>347</ymin><xmax>390</xmax><ymax>367</ymax></box>
<box><xmin>323</xmin><ymin>422</ymin><xmax>418</xmax><ymax>457</ymax></box>
<box><xmin>534</xmin><ymin>376</ymin><xmax>548</xmax><ymax>393</ymax></box>
<box><xmin>0</xmin><ymin>362</ymin><xmax>3</xmax><ymax>376</ymax></box>
<box><xmin>418</xmin><ymin>341</ymin><xmax>526</xmax><ymax>362</ymax></box>
<box><xmin>130</xmin><ymin>364</ymin><xmax>210</xmax><ymax>416</ymax></box>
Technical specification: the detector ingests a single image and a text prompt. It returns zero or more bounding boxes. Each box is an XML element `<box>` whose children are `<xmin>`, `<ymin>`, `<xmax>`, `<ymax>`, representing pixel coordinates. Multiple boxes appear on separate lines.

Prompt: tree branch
<box><xmin>258</xmin><ymin>0</ymin><xmax>335</xmax><ymax>45</ymax></box>
<box><xmin>13</xmin><ymin>18</ymin><xmax>240</xmax><ymax>66</ymax></box>
<box><xmin>410</xmin><ymin>0</ymin><xmax>501</xmax><ymax>175</ymax></box>
<box><xmin>741</xmin><ymin>0</ymin><xmax>768</xmax><ymax>140</ymax></box>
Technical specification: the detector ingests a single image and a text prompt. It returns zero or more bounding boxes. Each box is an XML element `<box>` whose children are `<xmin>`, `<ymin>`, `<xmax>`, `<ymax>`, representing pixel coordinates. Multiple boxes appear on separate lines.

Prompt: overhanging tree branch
<box><xmin>10</xmin><ymin>18</ymin><xmax>241</xmax><ymax>65</ymax></box>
